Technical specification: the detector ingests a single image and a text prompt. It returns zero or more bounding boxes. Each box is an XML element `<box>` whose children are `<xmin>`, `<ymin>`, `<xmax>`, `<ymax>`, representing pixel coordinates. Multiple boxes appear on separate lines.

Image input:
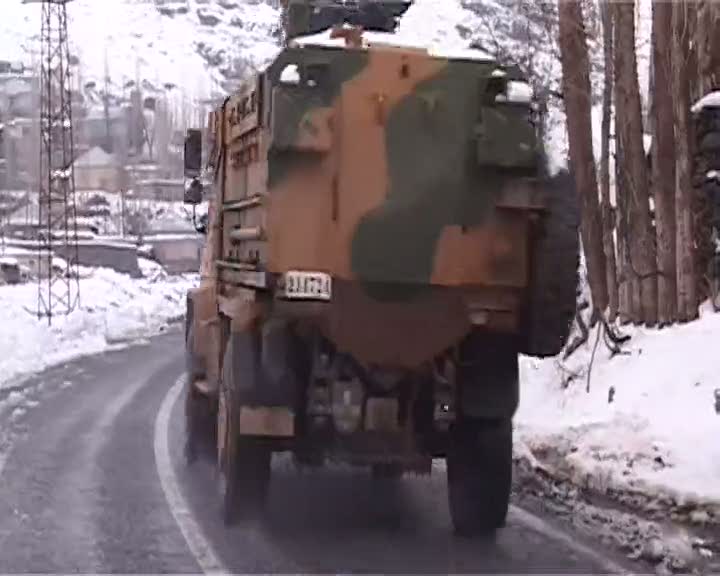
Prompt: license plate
<box><xmin>281</xmin><ymin>271</ymin><xmax>332</xmax><ymax>301</ymax></box>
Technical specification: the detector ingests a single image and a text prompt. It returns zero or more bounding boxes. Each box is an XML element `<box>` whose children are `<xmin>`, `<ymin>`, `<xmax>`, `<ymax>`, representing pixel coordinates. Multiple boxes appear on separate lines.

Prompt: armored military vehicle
<box><xmin>183</xmin><ymin>0</ymin><xmax>579</xmax><ymax>535</ymax></box>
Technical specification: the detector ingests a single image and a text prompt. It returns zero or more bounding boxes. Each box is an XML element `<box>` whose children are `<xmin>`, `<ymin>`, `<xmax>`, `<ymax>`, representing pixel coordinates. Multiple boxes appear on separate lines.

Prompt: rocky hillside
<box><xmin>2</xmin><ymin>0</ymin><xmax>652</xmax><ymax>99</ymax></box>
<box><xmin>150</xmin><ymin>0</ymin><xmax>282</xmax><ymax>93</ymax></box>
<box><xmin>1</xmin><ymin>0</ymin><xmax>282</xmax><ymax>101</ymax></box>
<box><xmin>2</xmin><ymin>0</ymin><xmax>654</xmax><ymax>174</ymax></box>
<box><xmin>1</xmin><ymin>0</ymin><xmax>577</xmax><ymax>169</ymax></box>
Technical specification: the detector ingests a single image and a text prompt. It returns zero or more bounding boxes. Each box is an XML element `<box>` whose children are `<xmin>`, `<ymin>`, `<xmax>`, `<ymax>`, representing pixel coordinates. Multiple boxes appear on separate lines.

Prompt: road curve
<box><xmin>0</xmin><ymin>331</ymin><xmax>633</xmax><ymax>573</ymax></box>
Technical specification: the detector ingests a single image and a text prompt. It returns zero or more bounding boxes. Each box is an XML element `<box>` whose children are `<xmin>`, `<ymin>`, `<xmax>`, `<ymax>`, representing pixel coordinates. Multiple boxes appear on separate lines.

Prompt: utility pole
<box><xmin>103</xmin><ymin>44</ymin><xmax>112</xmax><ymax>153</ymax></box>
<box><xmin>25</xmin><ymin>0</ymin><xmax>81</xmax><ymax>323</ymax></box>
<box><xmin>120</xmin><ymin>187</ymin><xmax>125</xmax><ymax>237</ymax></box>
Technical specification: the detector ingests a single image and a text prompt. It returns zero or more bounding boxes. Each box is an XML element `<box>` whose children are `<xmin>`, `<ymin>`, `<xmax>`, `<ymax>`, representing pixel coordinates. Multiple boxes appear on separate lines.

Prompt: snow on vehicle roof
<box><xmin>495</xmin><ymin>80</ymin><xmax>533</xmax><ymax>104</ymax></box>
<box><xmin>290</xmin><ymin>27</ymin><xmax>493</xmax><ymax>62</ymax></box>
<box><xmin>429</xmin><ymin>46</ymin><xmax>493</xmax><ymax>62</ymax></box>
<box><xmin>692</xmin><ymin>91</ymin><xmax>720</xmax><ymax>113</ymax></box>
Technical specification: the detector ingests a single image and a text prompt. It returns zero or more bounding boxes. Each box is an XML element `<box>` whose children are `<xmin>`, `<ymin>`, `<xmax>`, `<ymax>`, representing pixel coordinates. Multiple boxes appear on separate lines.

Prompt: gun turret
<box><xmin>281</xmin><ymin>0</ymin><xmax>412</xmax><ymax>43</ymax></box>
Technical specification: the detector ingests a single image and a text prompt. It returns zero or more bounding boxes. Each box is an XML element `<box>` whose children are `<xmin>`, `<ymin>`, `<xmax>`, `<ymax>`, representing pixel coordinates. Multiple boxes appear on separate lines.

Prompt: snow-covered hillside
<box><xmin>1</xmin><ymin>0</ymin><xmax>282</xmax><ymax>101</ymax></box>
<box><xmin>1</xmin><ymin>0</ymin><xmax>651</xmax><ymax>168</ymax></box>
<box><xmin>0</xmin><ymin>263</ymin><xmax>196</xmax><ymax>392</ymax></box>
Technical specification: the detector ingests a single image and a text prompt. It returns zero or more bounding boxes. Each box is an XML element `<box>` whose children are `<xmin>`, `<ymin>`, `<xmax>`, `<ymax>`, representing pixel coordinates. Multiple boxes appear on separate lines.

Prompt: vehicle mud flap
<box><xmin>447</xmin><ymin>417</ymin><xmax>512</xmax><ymax>536</ymax></box>
<box><xmin>457</xmin><ymin>332</ymin><xmax>519</xmax><ymax>421</ymax></box>
<box><xmin>185</xmin><ymin>292</ymin><xmax>193</xmax><ymax>342</ymax></box>
<box><xmin>224</xmin><ymin>318</ymin><xmax>304</xmax><ymax>408</ymax></box>
<box><xmin>218</xmin><ymin>331</ymin><xmax>272</xmax><ymax>525</ymax></box>
<box><xmin>185</xmin><ymin>303</ymin><xmax>206</xmax><ymax>382</ymax></box>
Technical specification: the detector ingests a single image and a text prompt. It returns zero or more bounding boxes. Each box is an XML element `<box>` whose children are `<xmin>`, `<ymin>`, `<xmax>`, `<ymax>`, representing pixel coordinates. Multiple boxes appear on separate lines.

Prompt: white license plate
<box><xmin>282</xmin><ymin>271</ymin><xmax>332</xmax><ymax>301</ymax></box>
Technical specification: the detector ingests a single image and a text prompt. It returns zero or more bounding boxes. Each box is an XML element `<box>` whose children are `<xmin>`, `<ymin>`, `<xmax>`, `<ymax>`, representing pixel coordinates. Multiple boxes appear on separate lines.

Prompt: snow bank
<box><xmin>517</xmin><ymin>308</ymin><xmax>720</xmax><ymax>508</ymax></box>
<box><xmin>0</xmin><ymin>265</ymin><xmax>196</xmax><ymax>390</ymax></box>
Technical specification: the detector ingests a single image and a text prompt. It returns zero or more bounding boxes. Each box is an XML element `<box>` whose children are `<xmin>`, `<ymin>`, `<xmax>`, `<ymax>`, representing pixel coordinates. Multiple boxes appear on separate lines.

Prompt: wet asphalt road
<box><xmin>0</xmin><ymin>330</ymin><xmax>632</xmax><ymax>573</ymax></box>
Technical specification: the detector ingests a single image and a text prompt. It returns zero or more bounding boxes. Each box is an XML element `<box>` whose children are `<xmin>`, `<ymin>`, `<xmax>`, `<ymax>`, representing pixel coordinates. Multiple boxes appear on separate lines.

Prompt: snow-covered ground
<box><xmin>13</xmin><ymin>190</ymin><xmax>206</xmax><ymax>236</ymax></box>
<box><xmin>517</xmin><ymin>305</ymin><xmax>720</xmax><ymax>516</ymax></box>
<box><xmin>0</xmin><ymin>261</ymin><xmax>196</xmax><ymax>391</ymax></box>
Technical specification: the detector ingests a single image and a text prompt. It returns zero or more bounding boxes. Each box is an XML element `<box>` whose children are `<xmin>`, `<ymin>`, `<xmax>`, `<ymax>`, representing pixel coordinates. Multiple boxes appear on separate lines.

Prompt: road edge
<box><xmin>154</xmin><ymin>374</ymin><xmax>229</xmax><ymax>575</ymax></box>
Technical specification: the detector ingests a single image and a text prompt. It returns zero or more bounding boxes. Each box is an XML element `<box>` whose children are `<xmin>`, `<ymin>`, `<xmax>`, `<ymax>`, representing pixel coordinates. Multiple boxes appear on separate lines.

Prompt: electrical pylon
<box><xmin>35</xmin><ymin>0</ymin><xmax>80</xmax><ymax>323</ymax></box>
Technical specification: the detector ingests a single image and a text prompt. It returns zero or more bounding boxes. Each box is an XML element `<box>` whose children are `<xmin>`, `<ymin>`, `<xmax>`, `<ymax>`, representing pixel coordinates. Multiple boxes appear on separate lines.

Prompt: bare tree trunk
<box><xmin>672</xmin><ymin>1</ymin><xmax>698</xmax><ymax>321</ymax></box>
<box><xmin>600</xmin><ymin>0</ymin><xmax>619</xmax><ymax>321</ymax></box>
<box><xmin>558</xmin><ymin>0</ymin><xmax>609</xmax><ymax>314</ymax></box>
<box><xmin>614</xmin><ymin>3</ymin><xmax>640</xmax><ymax>324</ymax></box>
<box><xmin>613</xmin><ymin>0</ymin><xmax>658</xmax><ymax>325</ymax></box>
<box><xmin>651</xmin><ymin>1</ymin><xmax>678</xmax><ymax>325</ymax></box>
<box><xmin>616</xmin><ymin>133</ymin><xmax>633</xmax><ymax>323</ymax></box>
<box><xmin>710</xmin><ymin>3</ymin><xmax>720</xmax><ymax>87</ymax></box>
<box><xmin>697</xmin><ymin>0</ymin><xmax>714</xmax><ymax>97</ymax></box>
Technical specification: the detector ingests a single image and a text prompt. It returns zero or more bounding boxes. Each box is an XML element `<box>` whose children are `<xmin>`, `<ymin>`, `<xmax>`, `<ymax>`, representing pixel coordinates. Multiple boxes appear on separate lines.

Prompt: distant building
<box><xmin>76</xmin><ymin>104</ymin><xmax>129</xmax><ymax>155</ymax></box>
<box><xmin>0</xmin><ymin>117</ymin><xmax>37</xmax><ymax>189</ymax></box>
<box><xmin>0</xmin><ymin>66</ymin><xmax>39</xmax><ymax>189</ymax></box>
<box><xmin>0</xmin><ymin>74</ymin><xmax>36</xmax><ymax>119</ymax></box>
<box><xmin>0</xmin><ymin>61</ymin><xmax>27</xmax><ymax>76</ymax></box>
<box><xmin>125</xmin><ymin>161</ymin><xmax>179</xmax><ymax>186</ymax></box>
<box><xmin>73</xmin><ymin>146</ymin><xmax>123</xmax><ymax>191</ymax></box>
<box><xmin>133</xmin><ymin>178</ymin><xmax>185</xmax><ymax>202</ymax></box>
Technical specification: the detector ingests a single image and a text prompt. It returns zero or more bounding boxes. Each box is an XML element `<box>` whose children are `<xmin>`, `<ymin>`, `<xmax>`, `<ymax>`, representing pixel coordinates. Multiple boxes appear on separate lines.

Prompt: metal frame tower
<box><xmin>35</xmin><ymin>0</ymin><xmax>80</xmax><ymax>323</ymax></box>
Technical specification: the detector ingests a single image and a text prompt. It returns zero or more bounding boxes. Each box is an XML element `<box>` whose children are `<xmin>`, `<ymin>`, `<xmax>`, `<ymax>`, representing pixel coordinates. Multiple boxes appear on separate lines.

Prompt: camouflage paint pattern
<box><xmin>209</xmin><ymin>34</ymin><xmax>544</xmax><ymax>367</ymax></box>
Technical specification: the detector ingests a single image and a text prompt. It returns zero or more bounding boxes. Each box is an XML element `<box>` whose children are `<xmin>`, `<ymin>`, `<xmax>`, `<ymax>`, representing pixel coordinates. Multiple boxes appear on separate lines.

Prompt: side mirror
<box><xmin>184</xmin><ymin>129</ymin><xmax>202</xmax><ymax>178</ymax></box>
<box><xmin>184</xmin><ymin>177</ymin><xmax>203</xmax><ymax>205</ymax></box>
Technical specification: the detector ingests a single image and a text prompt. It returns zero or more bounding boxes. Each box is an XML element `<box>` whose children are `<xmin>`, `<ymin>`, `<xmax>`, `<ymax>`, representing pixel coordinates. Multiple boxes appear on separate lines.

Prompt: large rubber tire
<box><xmin>219</xmin><ymin>433</ymin><xmax>271</xmax><ymax>526</ymax></box>
<box><xmin>218</xmin><ymin>332</ymin><xmax>272</xmax><ymax>526</ymax></box>
<box><xmin>522</xmin><ymin>169</ymin><xmax>580</xmax><ymax>358</ymax></box>
<box><xmin>185</xmin><ymin>324</ymin><xmax>206</xmax><ymax>382</ymax></box>
<box><xmin>457</xmin><ymin>332</ymin><xmax>519</xmax><ymax>421</ymax></box>
<box><xmin>447</xmin><ymin>418</ymin><xmax>513</xmax><ymax>537</ymax></box>
<box><xmin>184</xmin><ymin>326</ymin><xmax>208</xmax><ymax>465</ymax></box>
<box><xmin>185</xmin><ymin>383</ymin><xmax>216</xmax><ymax>465</ymax></box>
